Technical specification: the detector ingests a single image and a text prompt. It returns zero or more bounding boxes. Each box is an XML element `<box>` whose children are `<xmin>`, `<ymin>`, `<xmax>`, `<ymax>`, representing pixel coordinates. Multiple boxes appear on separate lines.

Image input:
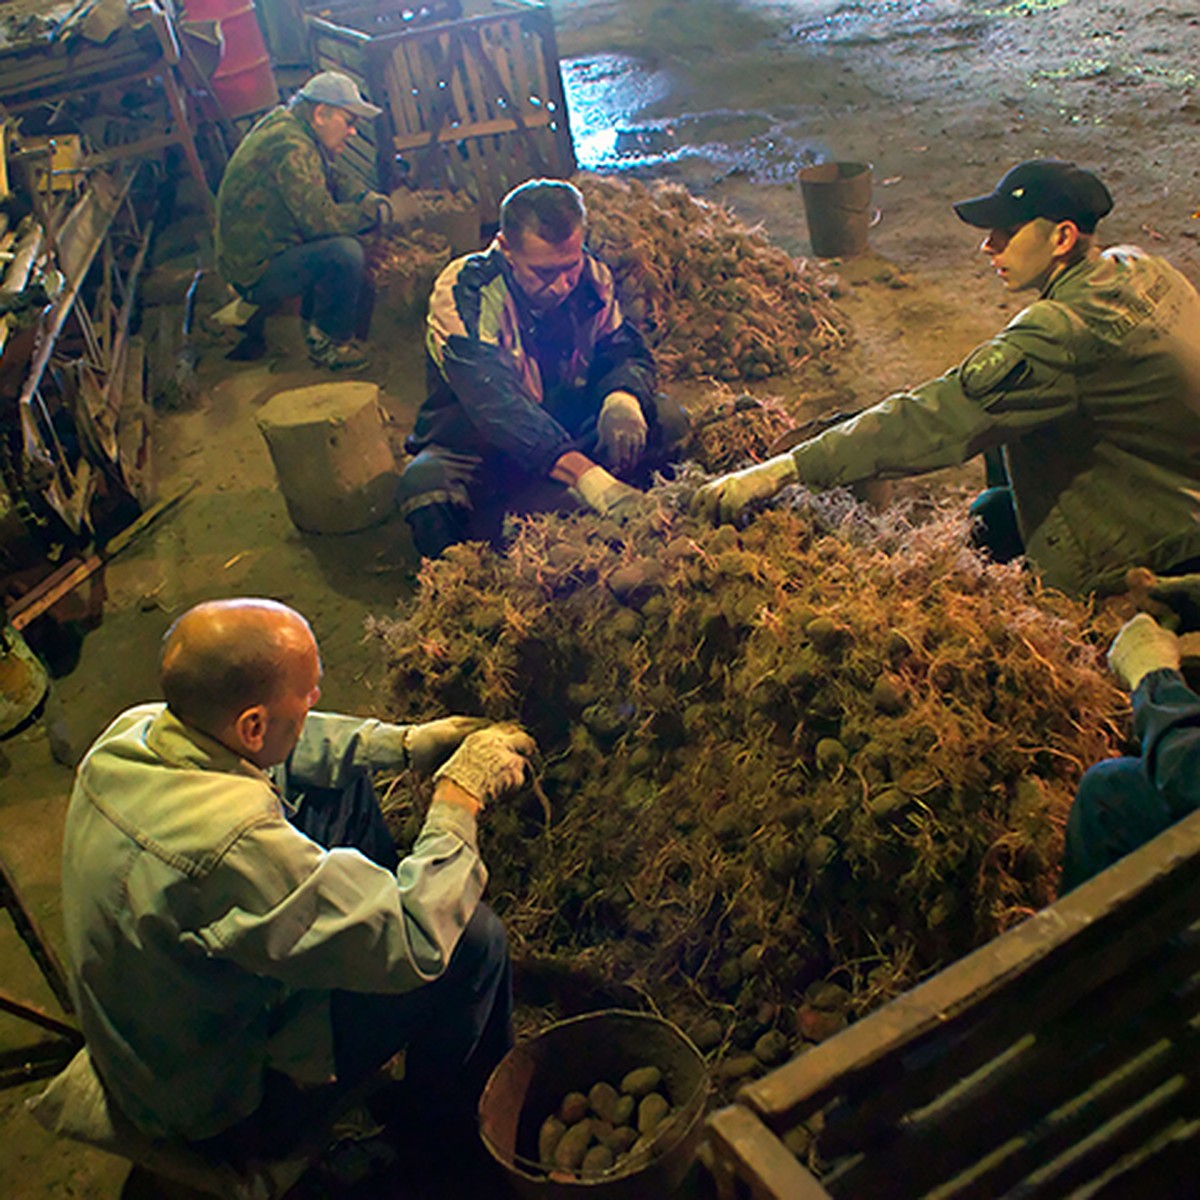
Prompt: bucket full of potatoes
<box><xmin>479</xmin><ymin>1009</ymin><xmax>709</xmax><ymax>1199</ymax></box>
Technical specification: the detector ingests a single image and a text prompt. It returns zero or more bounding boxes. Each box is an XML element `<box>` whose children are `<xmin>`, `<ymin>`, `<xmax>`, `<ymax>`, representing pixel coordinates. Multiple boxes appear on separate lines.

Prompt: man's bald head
<box><xmin>160</xmin><ymin>599</ymin><xmax>316</xmax><ymax>737</ymax></box>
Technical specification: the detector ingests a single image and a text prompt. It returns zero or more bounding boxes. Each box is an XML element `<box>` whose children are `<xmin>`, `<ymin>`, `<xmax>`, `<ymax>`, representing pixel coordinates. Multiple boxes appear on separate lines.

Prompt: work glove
<box><xmin>1107</xmin><ymin>613</ymin><xmax>1181</xmax><ymax>692</ymax></box>
<box><xmin>361</xmin><ymin>191</ymin><xmax>392</xmax><ymax>229</ymax></box>
<box><xmin>403</xmin><ymin>715</ymin><xmax>490</xmax><ymax>775</ymax></box>
<box><xmin>433</xmin><ymin>724</ymin><xmax>538</xmax><ymax>806</ymax></box>
<box><xmin>690</xmin><ymin>453</ymin><xmax>799</xmax><ymax>525</ymax></box>
<box><xmin>596</xmin><ymin>390</ymin><xmax>648</xmax><ymax>474</ymax></box>
<box><xmin>574</xmin><ymin>465</ymin><xmax>648</xmax><ymax>522</ymax></box>
<box><xmin>1145</xmin><ymin>571</ymin><xmax>1200</xmax><ymax>632</ymax></box>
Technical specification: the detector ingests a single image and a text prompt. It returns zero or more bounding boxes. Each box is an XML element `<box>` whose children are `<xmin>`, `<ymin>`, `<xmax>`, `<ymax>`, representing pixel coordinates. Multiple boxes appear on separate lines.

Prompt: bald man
<box><xmin>59</xmin><ymin>598</ymin><xmax>534</xmax><ymax>1162</ymax></box>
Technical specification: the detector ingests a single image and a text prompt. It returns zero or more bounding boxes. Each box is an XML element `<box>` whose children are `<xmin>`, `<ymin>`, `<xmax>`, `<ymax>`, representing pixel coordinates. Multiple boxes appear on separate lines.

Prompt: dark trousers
<box><xmin>1060</xmin><ymin>756</ymin><xmax>1174</xmax><ymax>893</ymax></box>
<box><xmin>241</xmin><ymin>236</ymin><xmax>368</xmax><ymax>343</ymax></box>
<box><xmin>399</xmin><ymin>391</ymin><xmax>692</xmax><ymax>558</ymax></box>
<box><xmin>969</xmin><ymin>485</ymin><xmax>1025</xmax><ymax>565</ymax></box>
<box><xmin>203</xmin><ymin>773</ymin><xmax>512</xmax><ymax>1161</ymax></box>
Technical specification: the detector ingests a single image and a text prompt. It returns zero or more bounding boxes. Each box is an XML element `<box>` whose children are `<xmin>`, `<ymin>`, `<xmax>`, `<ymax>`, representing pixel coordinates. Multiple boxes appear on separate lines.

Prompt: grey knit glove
<box><xmin>433</xmin><ymin>724</ymin><xmax>537</xmax><ymax>806</ymax></box>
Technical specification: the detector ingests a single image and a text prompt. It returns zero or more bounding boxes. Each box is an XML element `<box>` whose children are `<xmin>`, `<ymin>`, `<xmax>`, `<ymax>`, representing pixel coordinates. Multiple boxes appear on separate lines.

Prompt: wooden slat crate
<box><xmin>707</xmin><ymin>807</ymin><xmax>1200</xmax><ymax>1200</ymax></box>
<box><xmin>307</xmin><ymin>0</ymin><xmax>575</xmax><ymax>224</ymax></box>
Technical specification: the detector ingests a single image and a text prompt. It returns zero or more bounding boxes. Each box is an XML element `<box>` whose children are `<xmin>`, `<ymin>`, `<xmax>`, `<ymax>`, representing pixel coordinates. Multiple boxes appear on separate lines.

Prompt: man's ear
<box><xmin>233</xmin><ymin>705</ymin><xmax>268</xmax><ymax>755</ymax></box>
<box><xmin>1054</xmin><ymin>221</ymin><xmax>1081</xmax><ymax>255</ymax></box>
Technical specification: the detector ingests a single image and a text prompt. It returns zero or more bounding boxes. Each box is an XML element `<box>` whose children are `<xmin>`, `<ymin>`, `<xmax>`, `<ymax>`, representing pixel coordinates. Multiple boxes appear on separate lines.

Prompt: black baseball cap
<box><xmin>954</xmin><ymin>159</ymin><xmax>1113</xmax><ymax>233</ymax></box>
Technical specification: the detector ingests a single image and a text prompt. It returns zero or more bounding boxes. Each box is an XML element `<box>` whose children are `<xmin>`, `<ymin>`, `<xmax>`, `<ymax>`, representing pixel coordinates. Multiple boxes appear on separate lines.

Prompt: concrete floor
<box><xmin>5</xmin><ymin>0</ymin><xmax>1200</xmax><ymax>1194</ymax></box>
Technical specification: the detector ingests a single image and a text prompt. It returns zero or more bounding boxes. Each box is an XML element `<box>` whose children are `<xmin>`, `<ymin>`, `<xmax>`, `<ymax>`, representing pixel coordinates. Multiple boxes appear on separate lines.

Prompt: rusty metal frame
<box><xmin>10</xmin><ymin>160</ymin><xmax>152</xmax><ymax>541</ymax></box>
<box><xmin>0</xmin><ymin>853</ymin><xmax>82</xmax><ymax>1090</ymax></box>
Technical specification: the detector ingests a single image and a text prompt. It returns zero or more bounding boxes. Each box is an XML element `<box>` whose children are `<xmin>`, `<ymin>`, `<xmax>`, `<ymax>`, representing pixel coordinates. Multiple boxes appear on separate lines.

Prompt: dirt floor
<box><xmin>3</xmin><ymin>0</ymin><xmax>1200</xmax><ymax>1195</ymax></box>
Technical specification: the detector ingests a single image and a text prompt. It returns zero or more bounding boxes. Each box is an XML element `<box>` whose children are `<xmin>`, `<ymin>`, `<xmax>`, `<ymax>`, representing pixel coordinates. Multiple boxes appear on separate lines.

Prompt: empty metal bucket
<box><xmin>478</xmin><ymin>1009</ymin><xmax>709</xmax><ymax>1199</ymax></box>
<box><xmin>799</xmin><ymin>161</ymin><xmax>873</xmax><ymax>257</ymax></box>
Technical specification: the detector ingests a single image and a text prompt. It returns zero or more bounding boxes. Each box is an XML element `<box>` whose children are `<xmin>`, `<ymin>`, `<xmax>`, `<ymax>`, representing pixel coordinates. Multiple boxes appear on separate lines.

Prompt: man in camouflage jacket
<box><xmin>215</xmin><ymin>71</ymin><xmax>388</xmax><ymax>370</ymax></box>
<box><xmin>397</xmin><ymin>178</ymin><xmax>689</xmax><ymax>558</ymax></box>
<box><xmin>694</xmin><ymin>160</ymin><xmax>1200</xmax><ymax>597</ymax></box>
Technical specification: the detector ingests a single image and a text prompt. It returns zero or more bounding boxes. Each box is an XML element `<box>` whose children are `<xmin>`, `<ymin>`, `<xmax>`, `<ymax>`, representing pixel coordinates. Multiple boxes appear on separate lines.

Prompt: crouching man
<box><xmin>57</xmin><ymin>597</ymin><xmax>534</xmax><ymax>1160</ymax></box>
<box><xmin>397</xmin><ymin>178</ymin><xmax>689</xmax><ymax>558</ymax></box>
<box><xmin>215</xmin><ymin>72</ymin><xmax>389</xmax><ymax>370</ymax></box>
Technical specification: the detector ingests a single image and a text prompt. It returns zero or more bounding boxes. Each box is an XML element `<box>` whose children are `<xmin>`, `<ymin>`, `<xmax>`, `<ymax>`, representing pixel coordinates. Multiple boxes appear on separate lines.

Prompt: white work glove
<box><xmin>596</xmin><ymin>391</ymin><xmax>648</xmax><ymax>474</ymax></box>
<box><xmin>691</xmin><ymin>453</ymin><xmax>799</xmax><ymax>525</ymax></box>
<box><xmin>574</xmin><ymin>464</ymin><xmax>648</xmax><ymax>521</ymax></box>
<box><xmin>403</xmin><ymin>715</ymin><xmax>490</xmax><ymax>775</ymax></box>
<box><xmin>1107</xmin><ymin>613</ymin><xmax>1181</xmax><ymax>691</ymax></box>
<box><xmin>433</xmin><ymin>724</ymin><xmax>537</xmax><ymax>806</ymax></box>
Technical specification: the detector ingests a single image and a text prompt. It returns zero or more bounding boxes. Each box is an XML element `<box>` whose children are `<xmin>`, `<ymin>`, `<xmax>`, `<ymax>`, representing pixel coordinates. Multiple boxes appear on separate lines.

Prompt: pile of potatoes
<box><xmin>577</xmin><ymin>173</ymin><xmax>848</xmax><ymax>381</ymax></box>
<box><xmin>538</xmin><ymin>1066</ymin><xmax>677</xmax><ymax>1179</ymax></box>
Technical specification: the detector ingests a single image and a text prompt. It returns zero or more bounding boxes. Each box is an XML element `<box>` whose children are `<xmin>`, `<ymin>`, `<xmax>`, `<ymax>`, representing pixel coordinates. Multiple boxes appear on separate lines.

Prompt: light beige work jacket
<box><xmin>61</xmin><ymin>705</ymin><xmax>483</xmax><ymax>1140</ymax></box>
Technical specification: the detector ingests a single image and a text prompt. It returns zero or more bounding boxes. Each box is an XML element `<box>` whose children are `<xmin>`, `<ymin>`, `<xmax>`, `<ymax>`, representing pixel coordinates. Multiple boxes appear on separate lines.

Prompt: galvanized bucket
<box><xmin>479</xmin><ymin>1009</ymin><xmax>709</xmax><ymax>1200</ymax></box>
<box><xmin>799</xmin><ymin>160</ymin><xmax>874</xmax><ymax>257</ymax></box>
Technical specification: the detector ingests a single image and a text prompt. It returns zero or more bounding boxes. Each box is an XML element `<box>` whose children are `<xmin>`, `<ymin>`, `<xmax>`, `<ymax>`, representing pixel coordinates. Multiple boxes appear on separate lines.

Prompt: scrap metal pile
<box><xmin>371</xmin><ymin>475</ymin><xmax>1125</xmax><ymax>1087</ymax></box>
<box><xmin>578</xmin><ymin>175</ymin><xmax>848</xmax><ymax>382</ymax></box>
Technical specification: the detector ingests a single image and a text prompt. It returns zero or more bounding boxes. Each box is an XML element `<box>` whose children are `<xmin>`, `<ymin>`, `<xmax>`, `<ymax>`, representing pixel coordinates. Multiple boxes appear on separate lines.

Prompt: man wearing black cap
<box><xmin>215</xmin><ymin>71</ymin><xmax>391</xmax><ymax>370</ymax></box>
<box><xmin>694</xmin><ymin>159</ymin><xmax>1200</xmax><ymax>596</ymax></box>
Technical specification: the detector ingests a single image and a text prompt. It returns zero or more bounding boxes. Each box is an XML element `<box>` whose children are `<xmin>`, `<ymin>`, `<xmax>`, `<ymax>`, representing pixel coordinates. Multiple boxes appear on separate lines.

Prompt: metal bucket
<box><xmin>1</xmin><ymin>623</ymin><xmax>49</xmax><ymax>737</ymax></box>
<box><xmin>479</xmin><ymin>1010</ymin><xmax>709</xmax><ymax>1200</ymax></box>
<box><xmin>798</xmin><ymin>160</ymin><xmax>873</xmax><ymax>258</ymax></box>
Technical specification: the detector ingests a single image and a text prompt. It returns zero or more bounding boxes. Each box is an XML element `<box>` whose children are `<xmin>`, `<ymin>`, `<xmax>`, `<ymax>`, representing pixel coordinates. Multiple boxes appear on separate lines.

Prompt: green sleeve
<box><xmin>274</xmin><ymin>140</ymin><xmax>376</xmax><ymax>240</ymax></box>
<box><xmin>790</xmin><ymin>301</ymin><xmax>1083</xmax><ymax>488</ymax></box>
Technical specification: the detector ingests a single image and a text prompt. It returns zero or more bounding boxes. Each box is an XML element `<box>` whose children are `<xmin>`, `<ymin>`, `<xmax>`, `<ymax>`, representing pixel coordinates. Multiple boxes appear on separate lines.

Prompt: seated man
<box><xmin>60</xmin><ymin>597</ymin><xmax>534</xmax><ymax>1160</ymax></box>
<box><xmin>215</xmin><ymin>71</ymin><xmax>389</xmax><ymax>370</ymax></box>
<box><xmin>397</xmin><ymin>178</ymin><xmax>689</xmax><ymax>558</ymax></box>
<box><xmin>1061</xmin><ymin>612</ymin><xmax>1200</xmax><ymax>891</ymax></box>
<box><xmin>694</xmin><ymin>159</ymin><xmax>1200</xmax><ymax>597</ymax></box>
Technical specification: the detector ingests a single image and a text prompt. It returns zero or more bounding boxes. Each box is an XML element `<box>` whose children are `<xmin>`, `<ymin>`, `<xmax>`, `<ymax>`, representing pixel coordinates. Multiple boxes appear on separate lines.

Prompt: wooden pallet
<box><xmin>308</xmin><ymin>0</ymin><xmax>575</xmax><ymax>224</ymax></box>
<box><xmin>707</xmin><ymin>807</ymin><xmax>1200</xmax><ymax>1200</ymax></box>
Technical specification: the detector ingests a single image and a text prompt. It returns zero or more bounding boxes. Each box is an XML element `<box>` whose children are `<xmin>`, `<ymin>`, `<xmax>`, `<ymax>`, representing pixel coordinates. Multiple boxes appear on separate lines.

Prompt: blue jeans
<box><xmin>241</xmin><ymin>236</ymin><xmax>367</xmax><ymax>342</ymax></box>
<box><xmin>1060</xmin><ymin>756</ymin><xmax>1174</xmax><ymax>893</ymax></box>
<box><xmin>203</xmin><ymin>775</ymin><xmax>512</xmax><ymax>1160</ymax></box>
<box><xmin>284</xmin><ymin>771</ymin><xmax>512</xmax><ymax>1106</ymax></box>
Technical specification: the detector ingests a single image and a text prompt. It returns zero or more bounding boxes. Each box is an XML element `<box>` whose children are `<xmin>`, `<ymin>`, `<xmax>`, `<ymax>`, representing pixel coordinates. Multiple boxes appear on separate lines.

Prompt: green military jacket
<box><xmin>215</xmin><ymin>105</ymin><xmax>378</xmax><ymax>292</ymax></box>
<box><xmin>790</xmin><ymin>247</ymin><xmax>1200</xmax><ymax>595</ymax></box>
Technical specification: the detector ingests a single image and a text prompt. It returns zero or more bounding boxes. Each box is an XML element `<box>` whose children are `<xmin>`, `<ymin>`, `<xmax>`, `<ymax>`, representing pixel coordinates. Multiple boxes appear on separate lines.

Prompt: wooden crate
<box><xmin>307</xmin><ymin>0</ymin><xmax>575</xmax><ymax>225</ymax></box>
<box><xmin>707</xmin><ymin>807</ymin><xmax>1200</xmax><ymax>1200</ymax></box>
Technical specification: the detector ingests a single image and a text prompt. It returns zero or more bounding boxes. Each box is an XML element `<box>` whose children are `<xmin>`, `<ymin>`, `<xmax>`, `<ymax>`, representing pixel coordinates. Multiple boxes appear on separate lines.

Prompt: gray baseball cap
<box><xmin>296</xmin><ymin>71</ymin><xmax>383</xmax><ymax>121</ymax></box>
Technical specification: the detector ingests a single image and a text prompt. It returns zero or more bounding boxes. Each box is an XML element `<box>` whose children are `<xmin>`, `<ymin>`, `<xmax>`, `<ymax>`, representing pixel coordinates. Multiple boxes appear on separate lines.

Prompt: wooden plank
<box><xmin>739</xmin><ymin>811</ymin><xmax>1200</xmax><ymax>1130</ymax></box>
<box><xmin>813</xmin><ymin>931</ymin><xmax>1200</xmax><ymax>1167</ymax></box>
<box><xmin>1020</xmin><ymin>1074</ymin><xmax>1199</xmax><ymax>1200</ymax></box>
<box><xmin>532</xmin><ymin>6</ymin><xmax>576</xmax><ymax>174</ymax></box>
<box><xmin>391</xmin><ymin>110</ymin><xmax>554</xmax><ymax>150</ymax></box>
<box><xmin>382</xmin><ymin>44</ymin><xmax>419</xmax><ymax>138</ymax></box>
<box><xmin>828</xmin><ymin>1000</ymin><xmax>1200</xmax><ymax>1198</ymax></box>
<box><xmin>1087</xmin><ymin>1119</ymin><xmax>1200</xmax><ymax>1199</ymax></box>
<box><xmin>707</xmin><ymin>1105</ymin><xmax>832</xmax><ymax>1200</ymax></box>
<box><xmin>9</xmin><ymin>483</ymin><xmax>193</xmax><ymax>631</ymax></box>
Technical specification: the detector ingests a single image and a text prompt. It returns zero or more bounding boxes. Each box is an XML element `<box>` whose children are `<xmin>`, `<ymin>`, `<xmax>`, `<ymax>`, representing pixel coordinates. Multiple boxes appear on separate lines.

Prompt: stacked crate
<box><xmin>307</xmin><ymin>0</ymin><xmax>575</xmax><ymax>223</ymax></box>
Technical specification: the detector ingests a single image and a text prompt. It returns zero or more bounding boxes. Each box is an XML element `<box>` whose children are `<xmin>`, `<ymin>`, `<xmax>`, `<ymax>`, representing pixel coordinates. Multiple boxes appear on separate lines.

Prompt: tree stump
<box><xmin>256</xmin><ymin>382</ymin><xmax>398</xmax><ymax>534</ymax></box>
